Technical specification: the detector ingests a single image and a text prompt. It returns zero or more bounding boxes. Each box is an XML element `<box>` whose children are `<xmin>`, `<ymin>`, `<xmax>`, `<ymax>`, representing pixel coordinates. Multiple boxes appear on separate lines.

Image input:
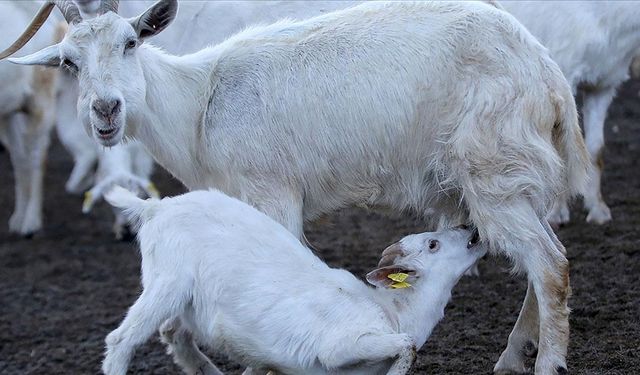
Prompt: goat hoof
<box><xmin>586</xmin><ymin>203</ymin><xmax>611</xmax><ymax>225</ymax></box>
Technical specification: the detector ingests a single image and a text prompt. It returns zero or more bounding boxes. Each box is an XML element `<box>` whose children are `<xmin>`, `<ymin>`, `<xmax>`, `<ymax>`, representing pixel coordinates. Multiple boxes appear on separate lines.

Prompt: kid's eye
<box><xmin>428</xmin><ymin>239</ymin><xmax>439</xmax><ymax>253</ymax></box>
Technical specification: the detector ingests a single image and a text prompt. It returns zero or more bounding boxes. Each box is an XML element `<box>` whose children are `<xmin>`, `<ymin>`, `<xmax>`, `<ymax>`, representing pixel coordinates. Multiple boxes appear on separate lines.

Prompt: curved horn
<box><xmin>0</xmin><ymin>3</ymin><xmax>55</xmax><ymax>60</ymax></box>
<box><xmin>53</xmin><ymin>0</ymin><xmax>83</xmax><ymax>25</ymax></box>
<box><xmin>0</xmin><ymin>1</ymin><xmax>82</xmax><ymax>60</ymax></box>
<box><xmin>99</xmin><ymin>0</ymin><xmax>120</xmax><ymax>14</ymax></box>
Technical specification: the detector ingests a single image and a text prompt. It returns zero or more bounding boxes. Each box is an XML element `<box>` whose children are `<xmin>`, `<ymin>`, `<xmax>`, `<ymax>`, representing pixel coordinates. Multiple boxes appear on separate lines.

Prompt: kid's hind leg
<box><xmin>102</xmin><ymin>282</ymin><xmax>187</xmax><ymax>375</ymax></box>
<box><xmin>160</xmin><ymin>317</ymin><xmax>223</xmax><ymax>375</ymax></box>
<box><xmin>319</xmin><ymin>333</ymin><xmax>416</xmax><ymax>375</ymax></box>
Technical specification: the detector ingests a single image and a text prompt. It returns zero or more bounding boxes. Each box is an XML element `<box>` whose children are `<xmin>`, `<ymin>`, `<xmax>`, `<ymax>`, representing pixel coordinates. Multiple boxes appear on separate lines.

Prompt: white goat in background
<box><xmin>0</xmin><ymin>1</ymin><xmax>62</xmax><ymax>236</ymax></box>
<box><xmin>102</xmin><ymin>187</ymin><xmax>486</xmax><ymax>375</ymax></box>
<box><xmin>2</xmin><ymin>1</ymin><xmax>589</xmax><ymax>373</ymax></box>
<box><xmin>502</xmin><ymin>1</ymin><xmax>640</xmax><ymax>225</ymax></box>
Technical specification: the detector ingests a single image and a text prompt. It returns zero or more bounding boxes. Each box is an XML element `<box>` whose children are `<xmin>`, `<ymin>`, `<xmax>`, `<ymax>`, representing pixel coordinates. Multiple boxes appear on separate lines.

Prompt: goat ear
<box><xmin>129</xmin><ymin>0</ymin><xmax>178</xmax><ymax>40</ymax></box>
<box><xmin>8</xmin><ymin>44</ymin><xmax>60</xmax><ymax>67</ymax></box>
<box><xmin>366</xmin><ymin>266</ymin><xmax>416</xmax><ymax>289</ymax></box>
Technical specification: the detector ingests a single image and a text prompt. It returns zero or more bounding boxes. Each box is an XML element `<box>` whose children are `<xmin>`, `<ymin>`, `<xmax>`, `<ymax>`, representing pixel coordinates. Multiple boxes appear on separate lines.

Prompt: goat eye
<box><xmin>428</xmin><ymin>239</ymin><xmax>439</xmax><ymax>253</ymax></box>
<box><xmin>467</xmin><ymin>229</ymin><xmax>480</xmax><ymax>248</ymax></box>
<box><xmin>61</xmin><ymin>58</ymin><xmax>78</xmax><ymax>74</ymax></box>
<box><xmin>125</xmin><ymin>39</ymin><xmax>137</xmax><ymax>50</ymax></box>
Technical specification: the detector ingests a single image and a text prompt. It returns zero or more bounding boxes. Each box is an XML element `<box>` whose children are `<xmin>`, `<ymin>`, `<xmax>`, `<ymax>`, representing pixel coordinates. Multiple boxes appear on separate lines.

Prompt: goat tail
<box><xmin>104</xmin><ymin>185</ymin><xmax>159</xmax><ymax>230</ymax></box>
<box><xmin>552</xmin><ymin>89</ymin><xmax>589</xmax><ymax>199</ymax></box>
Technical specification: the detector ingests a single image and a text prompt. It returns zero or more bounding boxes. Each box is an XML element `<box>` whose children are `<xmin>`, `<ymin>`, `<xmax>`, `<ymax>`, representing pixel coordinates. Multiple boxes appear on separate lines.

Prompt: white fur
<box><xmin>10</xmin><ymin>1</ymin><xmax>589</xmax><ymax>373</ymax></box>
<box><xmin>0</xmin><ymin>1</ymin><xmax>61</xmax><ymax>236</ymax></box>
<box><xmin>101</xmin><ymin>187</ymin><xmax>485</xmax><ymax>375</ymax></box>
<box><xmin>501</xmin><ymin>1</ymin><xmax>640</xmax><ymax>225</ymax></box>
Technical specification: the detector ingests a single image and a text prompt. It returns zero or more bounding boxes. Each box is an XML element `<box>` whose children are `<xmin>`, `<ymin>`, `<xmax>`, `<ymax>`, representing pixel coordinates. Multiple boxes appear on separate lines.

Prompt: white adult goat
<box><xmin>502</xmin><ymin>1</ymin><xmax>640</xmax><ymax>225</ymax></box>
<box><xmin>0</xmin><ymin>2</ymin><xmax>63</xmax><ymax>236</ymax></box>
<box><xmin>102</xmin><ymin>186</ymin><xmax>486</xmax><ymax>375</ymax></box>
<box><xmin>2</xmin><ymin>1</ymin><xmax>589</xmax><ymax>373</ymax></box>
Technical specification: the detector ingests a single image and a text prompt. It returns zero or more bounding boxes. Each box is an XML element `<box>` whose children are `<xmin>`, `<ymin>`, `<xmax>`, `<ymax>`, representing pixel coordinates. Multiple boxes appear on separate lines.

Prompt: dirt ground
<box><xmin>1</xmin><ymin>81</ymin><xmax>639</xmax><ymax>375</ymax></box>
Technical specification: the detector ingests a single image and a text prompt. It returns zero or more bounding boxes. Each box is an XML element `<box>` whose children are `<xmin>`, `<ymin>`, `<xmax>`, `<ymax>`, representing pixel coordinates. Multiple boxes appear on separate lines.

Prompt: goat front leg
<box><xmin>582</xmin><ymin>87</ymin><xmax>616</xmax><ymax>224</ymax></box>
<box><xmin>65</xmin><ymin>150</ymin><xmax>97</xmax><ymax>194</ymax></box>
<box><xmin>2</xmin><ymin>112</ymin><xmax>51</xmax><ymax>236</ymax></box>
<box><xmin>160</xmin><ymin>317</ymin><xmax>223</xmax><ymax>375</ymax></box>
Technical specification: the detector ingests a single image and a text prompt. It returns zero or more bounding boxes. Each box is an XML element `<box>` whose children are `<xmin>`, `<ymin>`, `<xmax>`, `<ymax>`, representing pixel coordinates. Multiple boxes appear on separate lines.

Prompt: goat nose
<box><xmin>378</xmin><ymin>243</ymin><xmax>405</xmax><ymax>267</ymax></box>
<box><xmin>92</xmin><ymin>98</ymin><xmax>121</xmax><ymax>120</ymax></box>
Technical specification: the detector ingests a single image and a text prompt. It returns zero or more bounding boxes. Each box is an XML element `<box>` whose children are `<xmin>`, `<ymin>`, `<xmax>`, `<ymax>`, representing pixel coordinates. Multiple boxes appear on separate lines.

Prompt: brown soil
<box><xmin>1</xmin><ymin>80</ymin><xmax>639</xmax><ymax>374</ymax></box>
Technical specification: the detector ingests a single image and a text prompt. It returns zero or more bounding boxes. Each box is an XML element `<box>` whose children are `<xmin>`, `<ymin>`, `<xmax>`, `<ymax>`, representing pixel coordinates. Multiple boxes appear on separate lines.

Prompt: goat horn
<box><xmin>99</xmin><ymin>0</ymin><xmax>120</xmax><ymax>14</ymax></box>
<box><xmin>53</xmin><ymin>0</ymin><xmax>83</xmax><ymax>25</ymax></box>
<box><xmin>0</xmin><ymin>1</ymin><xmax>81</xmax><ymax>60</ymax></box>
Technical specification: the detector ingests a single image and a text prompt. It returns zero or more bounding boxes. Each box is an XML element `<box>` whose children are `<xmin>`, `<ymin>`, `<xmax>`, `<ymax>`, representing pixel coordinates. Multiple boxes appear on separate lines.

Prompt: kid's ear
<box><xmin>366</xmin><ymin>266</ymin><xmax>416</xmax><ymax>289</ymax></box>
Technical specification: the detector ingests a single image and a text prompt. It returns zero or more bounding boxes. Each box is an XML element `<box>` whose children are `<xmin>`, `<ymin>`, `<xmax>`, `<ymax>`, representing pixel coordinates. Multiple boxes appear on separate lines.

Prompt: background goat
<box><xmin>502</xmin><ymin>1</ymin><xmax>640</xmax><ymax>225</ymax></box>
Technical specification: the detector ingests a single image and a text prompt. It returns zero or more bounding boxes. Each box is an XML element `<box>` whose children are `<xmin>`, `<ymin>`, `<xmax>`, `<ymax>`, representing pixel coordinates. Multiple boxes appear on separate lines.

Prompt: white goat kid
<box><xmin>102</xmin><ymin>187</ymin><xmax>486</xmax><ymax>375</ymax></box>
<box><xmin>502</xmin><ymin>1</ymin><xmax>640</xmax><ymax>225</ymax></box>
<box><xmin>2</xmin><ymin>1</ymin><xmax>589</xmax><ymax>373</ymax></box>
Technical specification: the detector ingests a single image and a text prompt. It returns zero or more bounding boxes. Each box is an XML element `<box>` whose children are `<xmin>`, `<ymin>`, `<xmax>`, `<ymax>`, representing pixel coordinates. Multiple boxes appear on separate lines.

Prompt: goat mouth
<box><xmin>95</xmin><ymin>126</ymin><xmax>118</xmax><ymax>140</ymax></box>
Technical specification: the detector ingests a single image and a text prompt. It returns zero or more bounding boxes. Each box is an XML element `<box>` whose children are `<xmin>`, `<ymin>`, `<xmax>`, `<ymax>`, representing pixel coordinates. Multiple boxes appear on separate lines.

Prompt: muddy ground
<box><xmin>1</xmin><ymin>80</ymin><xmax>639</xmax><ymax>375</ymax></box>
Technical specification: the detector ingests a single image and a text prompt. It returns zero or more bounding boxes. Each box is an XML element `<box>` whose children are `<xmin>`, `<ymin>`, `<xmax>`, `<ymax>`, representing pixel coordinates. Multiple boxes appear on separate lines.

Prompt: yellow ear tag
<box><xmin>147</xmin><ymin>183</ymin><xmax>160</xmax><ymax>198</ymax></box>
<box><xmin>82</xmin><ymin>191</ymin><xmax>93</xmax><ymax>212</ymax></box>
<box><xmin>388</xmin><ymin>272</ymin><xmax>411</xmax><ymax>288</ymax></box>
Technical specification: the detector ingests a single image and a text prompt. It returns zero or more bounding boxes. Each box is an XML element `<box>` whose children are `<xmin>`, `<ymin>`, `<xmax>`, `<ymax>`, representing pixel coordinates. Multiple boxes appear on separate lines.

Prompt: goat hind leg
<box><xmin>160</xmin><ymin>317</ymin><xmax>222</xmax><ymax>375</ymax></box>
<box><xmin>582</xmin><ymin>87</ymin><xmax>616</xmax><ymax>225</ymax></box>
<box><xmin>494</xmin><ymin>280</ymin><xmax>539</xmax><ymax>374</ymax></box>
<box><xmin>499</xmin><ymin>216</ymin><xmax>569</xmax><ymax>374</ymax></box>
<box><xmin>464</xmin><ymin>198</ymin><xmax>569</xmax><ymax>375</ymax></box>
<box><xmin>320</xmin><ymin>333</ymin><xmax>416</xmax><ymax>374</ymax></box>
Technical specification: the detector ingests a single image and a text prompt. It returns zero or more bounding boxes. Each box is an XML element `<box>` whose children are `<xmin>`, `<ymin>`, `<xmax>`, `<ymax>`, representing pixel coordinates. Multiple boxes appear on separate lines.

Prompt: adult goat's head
<box><xmin>0</xmin><ymin>0</ymin><xmax>178</xmax><ymax>146</ymax></box>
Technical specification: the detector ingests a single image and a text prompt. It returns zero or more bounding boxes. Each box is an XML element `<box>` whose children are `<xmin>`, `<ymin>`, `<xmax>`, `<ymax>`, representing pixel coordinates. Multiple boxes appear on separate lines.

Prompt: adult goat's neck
<box><xmin>129</xmin><ymin>44</ymin><xmax>213</xmax><ymax>189</ymax></box>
